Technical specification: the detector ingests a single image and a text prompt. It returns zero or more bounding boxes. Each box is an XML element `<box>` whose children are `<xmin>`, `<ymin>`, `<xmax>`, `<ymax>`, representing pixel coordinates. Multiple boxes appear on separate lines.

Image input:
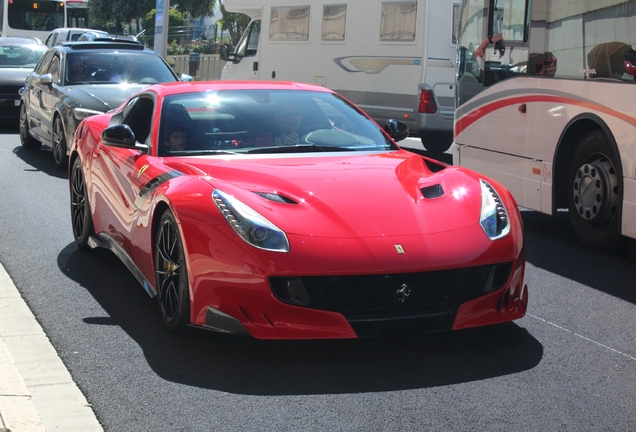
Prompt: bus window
<box><xmin>4</xmin><ymin>0</ymin><xmax>65</xmax><ymax>38</ymax></box>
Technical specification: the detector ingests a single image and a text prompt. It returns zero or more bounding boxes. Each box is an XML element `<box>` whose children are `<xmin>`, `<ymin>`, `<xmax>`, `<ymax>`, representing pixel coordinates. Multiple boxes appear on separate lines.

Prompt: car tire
<box><xmin>70</xmin><ymin>157</ymin><xmax>95</xmax><ymax>250</ymax></box>
<box><xmin>154</xmin><ymin>209</ymin><xmax>192</xmax><ymax>333</ymax></box>
<box><xmin>567</xmin><ymin>130</ymin><xmax>625</xmax><ymax>253</ymax></box>
<box><xmin>420</xmin><ymin>132</ymin><xmax>452</xmax><ymax>154</ymax></box>
<box><xmin>19</xmin><ymin>103</ymin><xmax>40</xmax><ymax>149</ymax></box>
<box><xmin>52</xmin><ymin>115</ymin><xmax>68</xmax><ymax>169</ymax></box>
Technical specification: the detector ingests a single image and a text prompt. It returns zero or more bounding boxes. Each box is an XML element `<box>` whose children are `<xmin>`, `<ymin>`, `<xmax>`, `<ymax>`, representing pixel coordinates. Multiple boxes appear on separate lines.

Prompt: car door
<box><xmin>37</xmin><ymin>53</ymin><xmax>63</xmax><ymax>145</ymax></box>
<box><xmin>25</xmin><ymin>51</ymin><xmax>54</xmax><ymax>139</ymax></box>
<box><xmin>92</xmin><ymin>95</ymin><xmax>156</xmax><ymax>251</ymax></box>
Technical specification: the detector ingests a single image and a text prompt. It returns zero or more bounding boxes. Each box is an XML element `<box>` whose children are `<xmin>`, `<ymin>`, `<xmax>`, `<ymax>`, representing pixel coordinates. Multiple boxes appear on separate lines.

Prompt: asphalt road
<box><xmin>0</xmin><ymin>127</ymin><xmax>635</xmax><ymax>431</ymax></box>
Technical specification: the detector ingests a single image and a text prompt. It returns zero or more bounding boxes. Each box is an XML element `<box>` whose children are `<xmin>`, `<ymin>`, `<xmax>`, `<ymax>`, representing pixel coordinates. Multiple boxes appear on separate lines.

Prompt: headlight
<box><xmin>73</xmin><ymin>108</ymin><xmax>103</xmax><ymax>121</ymax></box>
<box><xmin>212</xmin><ymin>189</ymin><xmax>290</xmax><ymax>252</ymax></box>
<box><xmin>479</xmin><ymin>179</ymin><xmax>510</xmax><ymax>240</ymax></box>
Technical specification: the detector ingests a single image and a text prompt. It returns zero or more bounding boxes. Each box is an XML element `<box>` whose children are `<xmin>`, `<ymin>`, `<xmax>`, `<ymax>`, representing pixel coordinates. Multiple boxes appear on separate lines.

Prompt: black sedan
<box><xmin>0</xmin><ymin>37</ymin><xmax>46</xmax><ymax>122</ymax></box>
<box><xmin>19</xmin><ymin>41</ymin><xmax>192</xmax><ymax>168</ymax></box>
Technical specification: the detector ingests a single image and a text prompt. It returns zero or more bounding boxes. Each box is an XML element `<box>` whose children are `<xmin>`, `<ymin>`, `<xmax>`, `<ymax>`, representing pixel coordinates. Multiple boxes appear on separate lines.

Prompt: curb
<box><xmin>0</xmin><ymin>263</ymin><xmax>103</xmax><ymax>431</ymax></box>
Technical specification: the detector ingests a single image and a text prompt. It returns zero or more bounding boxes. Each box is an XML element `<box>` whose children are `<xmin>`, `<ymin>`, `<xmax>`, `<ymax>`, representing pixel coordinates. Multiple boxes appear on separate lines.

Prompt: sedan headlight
<box><xmin>73</xmin><ymin>108</ymin><xmax>103</xmax><ymax>121</ymax></box>
<box><xmin>212</xmin><ymin>189</ymin><xmax>290</xmax><ymax>252</ymax></box>
<box><xmin>479</xmin><ymin>179</ymin><xmax>510</xmax><ymax>240</ymax></box>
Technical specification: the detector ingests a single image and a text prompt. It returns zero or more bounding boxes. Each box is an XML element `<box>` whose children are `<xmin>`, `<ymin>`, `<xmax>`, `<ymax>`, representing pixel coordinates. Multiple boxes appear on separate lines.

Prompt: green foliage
<box><xmin>142</xmin><ymin>8</ymin><xmax>186</xmax><ymax>37</ymax></box>
<box><xmin>87</xmin><ymin>0</ymin><xmax>154</xmax><ymax>30</ymax></box>
<box><xmin>172</xmin><ymin>0</ymin><xmax>216</xmax><ymax>19</ymax></box>
<box><xmin>167</xmin><ymin>40</ymin><xmax>223</xmax><ymax>55</ymax></box>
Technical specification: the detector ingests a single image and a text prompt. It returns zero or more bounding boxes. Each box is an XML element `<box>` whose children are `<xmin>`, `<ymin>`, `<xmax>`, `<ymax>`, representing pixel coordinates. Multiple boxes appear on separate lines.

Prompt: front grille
<box><xmin>270</xmin><ymin>263</ymin><xmax>512</xmax><ymax>321</ymax></box>
<box><xmin>0</xmin><ymin>85</ymin><xmax>21</xmax><ymax>97</ymax></box>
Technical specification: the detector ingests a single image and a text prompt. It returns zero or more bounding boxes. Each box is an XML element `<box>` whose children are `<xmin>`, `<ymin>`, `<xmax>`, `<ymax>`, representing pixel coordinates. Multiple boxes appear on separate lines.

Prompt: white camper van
<box><xmin>220</xmin><ymin>0</ymin><xmax>459</xmax><ymax>153</ymax></box>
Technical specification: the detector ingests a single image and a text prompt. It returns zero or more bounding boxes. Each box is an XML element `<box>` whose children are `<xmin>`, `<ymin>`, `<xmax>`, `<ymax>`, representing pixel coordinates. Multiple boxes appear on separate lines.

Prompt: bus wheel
<box><xmin>568</xmin><ymin>131</ymin><xmax>624</xmax><ymax>253</ymax></box>
<box><xmin>420</xmin><ymin>132</ymin><xmax>452</xmax><ymax>154</ymax></box>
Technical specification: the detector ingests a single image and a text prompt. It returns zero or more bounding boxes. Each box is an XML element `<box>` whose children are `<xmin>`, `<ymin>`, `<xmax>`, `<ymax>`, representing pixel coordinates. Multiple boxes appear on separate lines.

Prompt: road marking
<box><xmin>527</xmin><ymin>313</ymin><xmax>636</xmax><ymax>361</ymax></box>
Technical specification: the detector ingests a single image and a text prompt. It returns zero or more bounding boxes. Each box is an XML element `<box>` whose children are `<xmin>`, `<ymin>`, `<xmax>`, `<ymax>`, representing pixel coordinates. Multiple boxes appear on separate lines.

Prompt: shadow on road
<box><xmin>522</xmin><ymin>210</ymin><xmax>636</xmax><ymax>306</ymax></box>
<box><xmin>58</xmin><ymin>243</ymin><xmax>543</xmax><ymax>396</ymax></box>
<box><xmin>12</xmin><ymin>145</ymin><xmax>67</xmax><ymax>179</ymax></box>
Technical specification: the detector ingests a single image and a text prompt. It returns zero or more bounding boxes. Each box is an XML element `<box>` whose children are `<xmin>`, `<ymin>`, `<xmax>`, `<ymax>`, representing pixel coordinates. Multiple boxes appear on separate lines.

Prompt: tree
<box><xmin>218</xmin><ymin>4</ymin><xmax>249</xmax><ymax>45</ymax></box>
<box><xmin>88</xmin><ymin>0</ymin><xmax>154</xmax><ymax>32</ymax></box>
<box><xmin>172</xmin><ymin>0</ymin><xmax>217</xmax><ymax>19</ymax></box>
<box><xmin>141</xmin><ymin>8</ymin><xmax>186</xmax><ymax>43</ymax></box>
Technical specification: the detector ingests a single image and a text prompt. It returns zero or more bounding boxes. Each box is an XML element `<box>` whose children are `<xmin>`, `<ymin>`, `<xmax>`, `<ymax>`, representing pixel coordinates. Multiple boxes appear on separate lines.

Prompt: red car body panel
<box><xmin>70</xmin><ymin>81</ymin><xmax>527</xmax><ymax>339</ymax></box>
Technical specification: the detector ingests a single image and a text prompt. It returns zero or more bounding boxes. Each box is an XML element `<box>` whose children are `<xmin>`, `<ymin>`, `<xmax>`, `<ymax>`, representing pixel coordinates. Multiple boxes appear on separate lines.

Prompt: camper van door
<box><xmin>222</xmin><ymin>19</ymin><xmax>262</xmax><ymax>80</ymax></box>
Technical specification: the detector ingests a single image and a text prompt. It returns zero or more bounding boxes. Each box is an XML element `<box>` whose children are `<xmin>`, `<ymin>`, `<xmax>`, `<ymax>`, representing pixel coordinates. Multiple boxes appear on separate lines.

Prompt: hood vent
<box><xmin>253</xmin><ymin>192</ymin><xmax>297</xmax><ymax>204</ymax></box>
<box><xmin>421</xmin><ymin>184</ymin><xmax>444</xmax><ymax>199</ymax></box>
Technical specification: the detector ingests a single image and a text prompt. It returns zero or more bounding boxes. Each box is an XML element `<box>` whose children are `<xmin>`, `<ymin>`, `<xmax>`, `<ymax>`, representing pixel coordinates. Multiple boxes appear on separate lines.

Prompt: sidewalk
<box><xmin>0</xmin><ymin>264</ymin><xmax>103</xmax><ymax>432</ymax></box>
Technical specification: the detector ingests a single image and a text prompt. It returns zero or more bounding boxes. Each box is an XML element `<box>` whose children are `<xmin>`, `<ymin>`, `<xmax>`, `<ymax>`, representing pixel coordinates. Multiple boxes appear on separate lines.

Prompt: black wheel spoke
<box><xmin>154</xmin><ymin>210</ymin><xmax>190</xmax><ymax>331</ymax></box>
<box><xmin>70</xmin><ymin>158</ymin><xmax>93</xmax><ymax>250</ymax></box>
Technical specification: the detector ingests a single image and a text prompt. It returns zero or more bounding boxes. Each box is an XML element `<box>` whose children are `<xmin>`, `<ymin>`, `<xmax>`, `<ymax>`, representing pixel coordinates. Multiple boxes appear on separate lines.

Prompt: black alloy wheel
<box><xmin>568</xmin><ymin>130</ymin><xmax>624</xmax><ymax>253</ymax></box>
<box><xmin>19</xmin><ymin>103</ymin><xmax>40</xmax><ymax>149</ymax></box>
<box><xmin>70</xmin><ymin>157</ymin><xmax>94</xmax><ymax>250</ymax></box>
<box><xmin>53</xmin><ymin>115</ymin><xmax>68</xmax><ymax>169</ymax></box>
<box><xmin>154</xmin><ymin>209</ymin><xmax>191</xmax><ymax>333</ymax></box>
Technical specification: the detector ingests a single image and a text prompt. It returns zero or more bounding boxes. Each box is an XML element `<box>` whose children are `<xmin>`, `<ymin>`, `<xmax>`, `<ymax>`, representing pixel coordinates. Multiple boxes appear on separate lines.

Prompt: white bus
<box><xmin>453</xmin><ymin>0</ymin><xmax>636</xmax><ymax>253</ymax></box>
<box><xmin>1</xmin><ymin>0</ymin><xmax>65</xmax><ymax>39</ymax></box>
<box><xmin>220</xmin><ymin>0</ymin><xmax>460</xmax><ymax>153</ymax></box>
<box><xmin>66</xmin><ymin>0</ymin><xmax>88</xmax><ymax>28</ymax></box>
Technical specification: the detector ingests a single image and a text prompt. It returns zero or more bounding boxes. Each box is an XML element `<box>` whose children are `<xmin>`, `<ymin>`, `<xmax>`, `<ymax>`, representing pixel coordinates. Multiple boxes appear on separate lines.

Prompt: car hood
<box><xmin>169</xmin><ymin>151</ymin><xmax>489</xmax><ymax>238</ymax></box>
<box><xmin>64</xmin><ymin>84</ymin><xmax>146</xmax><ymax>112</ymax></box>
<box><xmin>0</xmin><ymin>68</ymin><xmax>34</xmax><ymax>89</ymax></box>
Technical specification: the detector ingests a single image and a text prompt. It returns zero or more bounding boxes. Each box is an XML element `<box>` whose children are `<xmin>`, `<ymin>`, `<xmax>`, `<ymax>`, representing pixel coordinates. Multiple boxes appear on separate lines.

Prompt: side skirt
<box><xmin>88</xmin><ymin>233</ymin><xmax>157</xmax><ymax>298</ymax></box>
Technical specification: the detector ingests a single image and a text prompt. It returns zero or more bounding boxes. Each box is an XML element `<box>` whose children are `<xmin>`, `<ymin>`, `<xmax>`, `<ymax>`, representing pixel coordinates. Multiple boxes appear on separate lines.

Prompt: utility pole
<box><xmin>153</xmin><ymin>0</ymin><xmax>170</xmax><ymax>58</ymax></box>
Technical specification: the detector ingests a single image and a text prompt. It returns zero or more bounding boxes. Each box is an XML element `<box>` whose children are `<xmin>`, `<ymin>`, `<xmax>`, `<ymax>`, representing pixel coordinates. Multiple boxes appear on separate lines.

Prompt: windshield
<box><xmin>65</xmin><ymin>52</ymin><xmax>177</xmax><ymax>85</ymax></box>
<box><xmin>0</xmin><ymin>44</ymin><xmax>46</xmax><ymax>68</ymax></box>
<box><xmin>158</xmin><ymin>90</ymin><xmax>398</xmax><ymax>156</ymax></box>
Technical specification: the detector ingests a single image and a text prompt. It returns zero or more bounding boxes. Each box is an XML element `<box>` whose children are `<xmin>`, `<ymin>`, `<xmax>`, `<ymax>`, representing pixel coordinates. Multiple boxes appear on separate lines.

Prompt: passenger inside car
<box><xmin>67</xmin><ymin>56</ymin><xmax>95</xmax><ymax>83</ymax></box>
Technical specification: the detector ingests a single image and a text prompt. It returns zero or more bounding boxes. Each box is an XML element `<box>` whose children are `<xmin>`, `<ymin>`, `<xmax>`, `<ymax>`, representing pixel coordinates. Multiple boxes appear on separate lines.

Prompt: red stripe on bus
<box><xmin>455</xmin><ymin>94</ymin><xmax>636</xmax><ymax>136</ymax></box>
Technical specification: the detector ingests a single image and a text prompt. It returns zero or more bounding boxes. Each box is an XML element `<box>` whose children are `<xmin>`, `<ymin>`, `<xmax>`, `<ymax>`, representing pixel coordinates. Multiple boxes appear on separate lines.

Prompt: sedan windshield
<box><xmin>65</xmin><ymin>52</ymin><xmax>176</xmax><ymax>85</ymax></box>
<box><xmin>0</xmin><ymin>44</ymin><xmax>46</xmax><ymax>68</ymax></box>
<box><xmin>159</xmin><ymin>90</ymin><xmax>398</xmax><ymax>156</ymax></box>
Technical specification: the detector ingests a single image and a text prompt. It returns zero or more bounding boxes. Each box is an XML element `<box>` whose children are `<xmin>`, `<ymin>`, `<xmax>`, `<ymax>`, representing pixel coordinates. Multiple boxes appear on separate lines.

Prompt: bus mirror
<box><xmin>384</xmin><ymin>119</ymin><xmax>409</xmax><ymax>142</ymax></box>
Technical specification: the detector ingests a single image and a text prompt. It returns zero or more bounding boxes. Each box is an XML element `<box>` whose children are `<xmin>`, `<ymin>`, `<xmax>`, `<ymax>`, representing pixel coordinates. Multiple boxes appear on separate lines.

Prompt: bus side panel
<box><xmin>454</xmin><ymin>145</ymin><xmax>544</xmax><ymax>213</ymax></box>
<box><xmin>623</xmin><ymin>178</ymin><xmax>636</xmax><ymax>240</ymax></box>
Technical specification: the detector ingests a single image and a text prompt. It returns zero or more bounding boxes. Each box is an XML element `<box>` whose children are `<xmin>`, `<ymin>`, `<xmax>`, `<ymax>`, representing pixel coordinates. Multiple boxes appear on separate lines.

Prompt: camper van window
<box><xmin>270</xmin><ymin>6</ymin><xmax>310</xmax><ymax>41</ymax></box>
<box><xmin>322</xmin><ymin>5</ymin><xmax>347</xmax><ymax>41</ymax></box>
<box><xmin>235</xmin><ymin>20</ymin><xmax>261</xmax><ymax>58</ymax></box>
<box><xmin>380</xmin><ymin>2</ymin><xmax>417</xmax><ymax>41</ymax></box>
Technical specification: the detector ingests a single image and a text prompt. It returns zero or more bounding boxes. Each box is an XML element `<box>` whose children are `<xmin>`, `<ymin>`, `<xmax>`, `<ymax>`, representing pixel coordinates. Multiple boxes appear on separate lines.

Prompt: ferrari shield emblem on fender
<box><xmin>137</xmin><ymin>164</ymin><xmax>149</xmax><ymax>179</ymax></box>
<box><xmin>394</xmin><ymin>244</ymin><xmax>405</xmax><ymax>254</ymax></box>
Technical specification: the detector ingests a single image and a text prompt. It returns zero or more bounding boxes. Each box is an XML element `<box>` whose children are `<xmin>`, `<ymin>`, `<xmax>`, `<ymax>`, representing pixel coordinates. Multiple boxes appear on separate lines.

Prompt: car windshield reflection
<box><xmin>0</xmin><ymin>44</ymin><xmax>46</xmax><ymax>68</ymax></box>
<box><xmin>158</xmin><ymin>90</ymin><xmax>397</xmax><ymax>156</ymax></box>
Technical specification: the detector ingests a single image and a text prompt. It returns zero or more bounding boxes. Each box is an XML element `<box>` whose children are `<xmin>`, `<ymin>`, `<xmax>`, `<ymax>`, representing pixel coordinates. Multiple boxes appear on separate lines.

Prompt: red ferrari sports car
<box><xmin>69</xmin><ymin>81</ymin><xmax>527</xmax><ymax>339</ymax></box>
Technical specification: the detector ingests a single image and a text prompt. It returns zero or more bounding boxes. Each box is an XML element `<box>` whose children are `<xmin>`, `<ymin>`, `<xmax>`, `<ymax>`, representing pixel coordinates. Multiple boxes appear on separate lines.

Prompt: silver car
<box><xmin>19</xmin><ymin>41</ymin><xmax>192</xmax><ymax>168</ymax></box>
<box><xmin>0</xmin><ymin>37</ymin><xmax>46</xmax><ymax>122</ymax></box>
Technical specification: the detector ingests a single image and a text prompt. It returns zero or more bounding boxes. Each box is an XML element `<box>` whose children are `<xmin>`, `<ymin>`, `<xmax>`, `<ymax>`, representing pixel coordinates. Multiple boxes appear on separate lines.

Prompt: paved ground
<box><xmin>0</xmin><ymin>263</ymin><xmax>102</xmax><ymax>432</ymax></box>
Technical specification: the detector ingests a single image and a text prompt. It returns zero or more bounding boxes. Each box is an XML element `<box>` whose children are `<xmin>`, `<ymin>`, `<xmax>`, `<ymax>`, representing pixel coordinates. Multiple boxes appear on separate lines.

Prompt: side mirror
<box><xmin>219</xmin><ymin>44</ymin><xmax>240</xmax><ymax>63</ymax></box>
<box><xmin>35</xmin><ymin>73</ymin><xmax>53</xmax><ymax>86</ymax></box>
<box><xmin>180</xmin><ymin>73</ymin><xmax>193</xmax><ymax>82</ymax></box>
<box><xmin>384</xmin><ymin>119</ymin><xmax>409</xmax><ymax>142</ymax></box>
<box><xmin>101</xmin><ymin>124</ymin><xmax>147</xmax><ymax>151</ymax></box>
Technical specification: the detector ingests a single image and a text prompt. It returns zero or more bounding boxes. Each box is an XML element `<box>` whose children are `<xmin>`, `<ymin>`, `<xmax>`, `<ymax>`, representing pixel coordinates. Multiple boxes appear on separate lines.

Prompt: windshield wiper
<box><xmin>166</xmin><ymin>149</ymin><xmax>242</xmax><ymax>156</ymax></box>
<box><xmin>246</xmin><ymin>144</ymin><xmax>359</xmax><ymax>154</ymax></box>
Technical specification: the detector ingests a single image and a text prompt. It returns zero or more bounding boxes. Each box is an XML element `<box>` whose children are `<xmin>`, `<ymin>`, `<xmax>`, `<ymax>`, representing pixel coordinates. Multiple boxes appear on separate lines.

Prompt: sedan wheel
<box><xmin>70</xmin><ymin>157</ymin><xmax>94</xmax><ymax>250</ymax></box>
<box><xmin>52</xmin><ymin>116</ymin><xmax>68</xmax><ymax>169</ymax></box>
<box><xmin>155</xmin><ymin>209</ymin><xmax>191</xmax><ymax>333</ymax></box>
<box><xmin>19</xmin><ymin>103</ymin><xmax>40</xmax><ymax>149</ymax></box>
